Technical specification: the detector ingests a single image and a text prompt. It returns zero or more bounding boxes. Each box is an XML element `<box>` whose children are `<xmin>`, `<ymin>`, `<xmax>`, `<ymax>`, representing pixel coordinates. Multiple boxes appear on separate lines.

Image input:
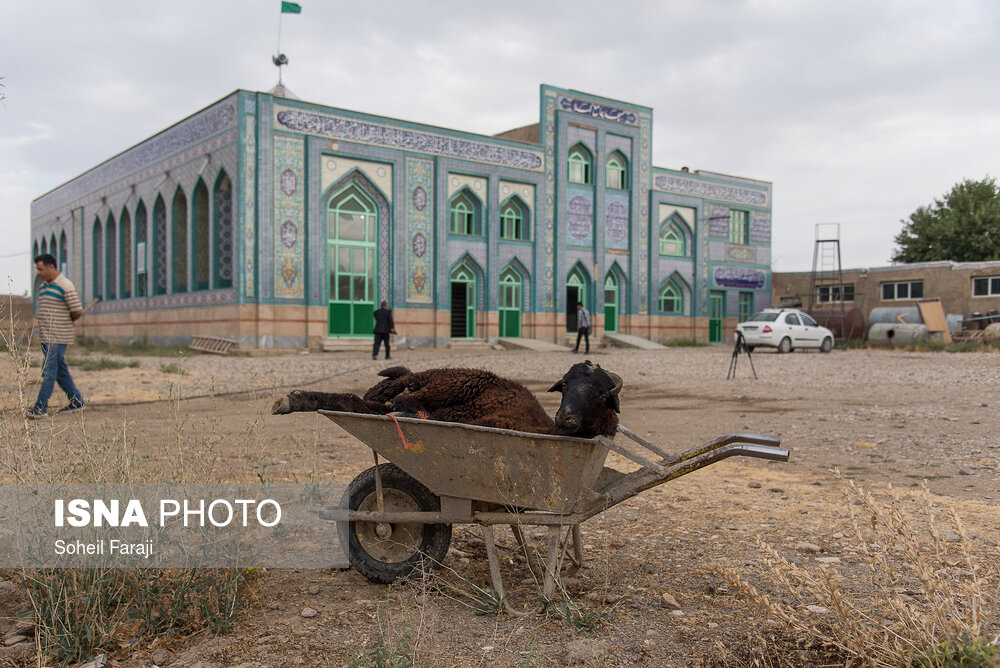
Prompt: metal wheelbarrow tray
<box><xmin>319</xmin><ymin>410</ymin><xmax>789</xmax><ymax>614</ymax></box>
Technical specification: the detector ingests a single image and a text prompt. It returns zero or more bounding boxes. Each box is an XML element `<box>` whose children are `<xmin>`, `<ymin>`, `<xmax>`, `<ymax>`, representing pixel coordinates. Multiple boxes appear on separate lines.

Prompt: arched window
<box><xmin>105</xmin><ymin>213</ymin><xmax>117</xmax><ymax>300</ymax></box>
<box><xmin>40</xmin><ymin>237</ymin><xmax>48</xmax><ymax>256</ymax></box>
<box><xmin>450</xmin><ymin>190</ymin><xmax>480</xmax><ymax>236</ymax></box>
<box><xmin>192</xmin><ymin>179</ymin><xmax>210</xmax><ymax>290</ymax></box>
<box><xmin>135</xmin><ymin>201</ymin><xmax>148</xmax><ymax>297</ymax></box>
<box><xmin>606</xmin><ymin>152</ymin><xmax>628</xmax><ymax>190</ymax></box>
<box><xmin>214</xmin><ymin>170</ymin><xmax>233</xmax><ymax>288</ymax></box>
<box><xmin>119</xmin><ymin>209</ymin><xmax>132</xmax><ymax>299</ymax></box>
<box><xmin>59</xmin><ymin>232</ymin><xmax>67</xmax><ymax>272</ymax></box>
<box><xmin>568</xmin><ymin>144</ymin><xmax>592</xmax><ymax>185</ymax></box>
<box><xmin>500</xmin><ymin>196</ymin><xmax>527</xmax><ymax>241</ymax></box>
<box><xmin>49</xmin><ymin>234</ymin><xmax>57</xmax><ymax>260</ymax></box>
<box><xmin>33</xmin><ymin>241</ymin><xmax>39</xmax><ymax>260</ymax></box>
<box><xmin>172</xmin><ymin>187</ymin><xmax>188</xmax><ymax>292</ymax></box>
<box><xmin>659</xmin><ymin>281</ymin><xmax>683</xmax><ymax>314</ymax></box>
<box><xmin>92</xmin><ymin>218</ymin><xmax>104</xmax><ymax>300</ymax></box>
<box><xmin>659</xmin><ymin>219</ymin><xmax>687</xmax><ymax>256</ymax></box>
<box><xmin>153</xmin><ymin>196</ymin><xmax>167</xmax><ymax>296</ymax></box>
<box><xmin>327</xmin><ymin>185</ymin><xmax>378</xmax><ymax>337</ymax></box>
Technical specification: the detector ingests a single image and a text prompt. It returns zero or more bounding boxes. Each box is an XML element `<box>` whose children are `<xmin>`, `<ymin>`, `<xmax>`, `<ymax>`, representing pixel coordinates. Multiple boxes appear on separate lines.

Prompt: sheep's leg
<box><xmin>271</xmin><ymin>390</ymin><xmax>390</xmax><ymax>415</ymax></box>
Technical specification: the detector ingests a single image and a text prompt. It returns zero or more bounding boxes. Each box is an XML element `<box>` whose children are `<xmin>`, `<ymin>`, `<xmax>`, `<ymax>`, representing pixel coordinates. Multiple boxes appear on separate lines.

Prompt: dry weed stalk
<box><xmin>717</xmin><ymin>474</ymin><xmax>999</xmax><ymax>667</ymax></box>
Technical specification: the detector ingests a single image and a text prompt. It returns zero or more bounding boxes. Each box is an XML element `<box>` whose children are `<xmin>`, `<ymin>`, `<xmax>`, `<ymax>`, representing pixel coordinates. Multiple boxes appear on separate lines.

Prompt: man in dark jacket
<box><xmin>372</xmin><ymin>301</ymin><xmax>396</xmax><ymax>360</ymax></box>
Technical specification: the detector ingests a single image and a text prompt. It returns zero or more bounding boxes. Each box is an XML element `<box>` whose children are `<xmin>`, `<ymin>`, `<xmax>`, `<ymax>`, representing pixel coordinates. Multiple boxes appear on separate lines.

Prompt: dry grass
<box><xmin>0</xmin><ymin>309</ymin><xmax>260</xmax><ymax>666</ymax></box>
<box><xmin>716</xmin><ymin>473</ymin><xmax>1000</xmax><ymax>667</ymax></box>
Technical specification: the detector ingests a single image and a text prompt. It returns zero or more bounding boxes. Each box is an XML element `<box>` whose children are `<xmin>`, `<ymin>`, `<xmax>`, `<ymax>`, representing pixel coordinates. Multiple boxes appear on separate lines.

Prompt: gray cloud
<box><xmin>3</xmin><ymin>0</ymin><xmax>998</xmax><ymax>292</ymax></box>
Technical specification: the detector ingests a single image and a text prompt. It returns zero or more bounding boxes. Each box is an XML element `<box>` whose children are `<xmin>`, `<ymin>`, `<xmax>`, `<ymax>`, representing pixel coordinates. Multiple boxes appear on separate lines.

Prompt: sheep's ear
<box><xmin>604</xmin><ymin>393</ymin><xmax>621</xmax><ymax>413</ymax></box>
<box><xmin>547</xmin><ymin>380</ymin><xmax>563</xmax><ymax>393</ymax></box>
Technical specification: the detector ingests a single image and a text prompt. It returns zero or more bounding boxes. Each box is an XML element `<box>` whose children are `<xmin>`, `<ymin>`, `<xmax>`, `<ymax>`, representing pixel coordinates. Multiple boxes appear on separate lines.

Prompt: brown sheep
<box><xmin>271</xmin><ymin>361</ymin><xmax>622</xmax><ymax>438</ymax></box>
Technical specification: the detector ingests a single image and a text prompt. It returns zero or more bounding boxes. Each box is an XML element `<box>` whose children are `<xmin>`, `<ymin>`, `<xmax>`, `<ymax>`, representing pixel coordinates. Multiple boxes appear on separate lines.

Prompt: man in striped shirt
<box><xmin>28</xmin><ymin>254</ymin><xmax>86</xmax><ymax>418</ymax></box>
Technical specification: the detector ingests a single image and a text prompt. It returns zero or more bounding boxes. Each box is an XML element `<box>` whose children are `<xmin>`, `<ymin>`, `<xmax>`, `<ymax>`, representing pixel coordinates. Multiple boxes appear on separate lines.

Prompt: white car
<box><xmin>736</xmin><ymin>308</ymin><xmax>835</xmax><ymax>353</ymax></box>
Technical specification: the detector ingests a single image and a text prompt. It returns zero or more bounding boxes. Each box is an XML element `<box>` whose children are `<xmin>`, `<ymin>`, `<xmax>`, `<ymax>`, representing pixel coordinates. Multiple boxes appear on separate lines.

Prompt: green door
<box><xmin>499</xmin><ymin>268</ymin><xmax>521</xmax><ymax>338</ymax></box>
<box><xmin>327</xmin><ymin>188</ymin><xmax>377</xmax><ymax>337</ymax></box>
<box><xmin>709</xmin><ymin>291</ymin><xmax>725</xmax><ymax>343</ymax></box>
<box><xmin>603</xmin><ymin>273</ymin><xmax>618</xmax><ymax>333</ymax></box>
<box><xmin>451</xmin><ymin>264</ymin><xmax>476</xmax><ymax>338</ymax></box>
<box><xmin>566</xmin><ymin>270</ymin><xmax>586</xmax><ymax>332</ymax></box>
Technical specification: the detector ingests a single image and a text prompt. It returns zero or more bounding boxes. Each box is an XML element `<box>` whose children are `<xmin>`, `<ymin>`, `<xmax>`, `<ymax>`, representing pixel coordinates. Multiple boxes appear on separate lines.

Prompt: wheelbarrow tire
<box><xmin>338</xmin><ymin>463</ymin><xmax>452</xmax><ymax>584</ymax></box>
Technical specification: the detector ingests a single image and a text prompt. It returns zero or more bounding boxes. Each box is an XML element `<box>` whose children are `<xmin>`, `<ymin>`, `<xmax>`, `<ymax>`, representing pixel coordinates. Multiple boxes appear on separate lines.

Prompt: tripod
<box><xmin>727</xmin><ymin>331</ymin><xmax>757</xmax><ymax>380</ymax></box>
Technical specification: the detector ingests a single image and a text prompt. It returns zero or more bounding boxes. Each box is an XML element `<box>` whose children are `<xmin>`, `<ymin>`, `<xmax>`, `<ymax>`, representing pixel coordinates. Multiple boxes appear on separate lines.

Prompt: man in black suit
<box><xmin>372</xmin><ymin>301</ymin><xmax>396</xmax><ymax>360</ymax></box>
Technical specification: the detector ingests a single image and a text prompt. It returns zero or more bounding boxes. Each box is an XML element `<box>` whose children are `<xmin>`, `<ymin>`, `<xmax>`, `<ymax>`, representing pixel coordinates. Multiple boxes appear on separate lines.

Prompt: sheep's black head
<box><xmin>547</xmin><ymin>360</ymin><xmax>622</xmax><ymax>437</ymax></box>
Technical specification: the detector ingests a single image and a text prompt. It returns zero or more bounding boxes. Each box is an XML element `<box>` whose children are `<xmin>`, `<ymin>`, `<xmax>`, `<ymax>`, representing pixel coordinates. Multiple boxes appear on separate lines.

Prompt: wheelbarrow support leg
<box><xmin>481</xmin><ymin>525</ymin><xmax>532</xmax><ymax>617</ymax></box>
<box><xmin>540</xmin><ymin>526</ymin><xmax>563</xmax><ymax>607</ymax></box>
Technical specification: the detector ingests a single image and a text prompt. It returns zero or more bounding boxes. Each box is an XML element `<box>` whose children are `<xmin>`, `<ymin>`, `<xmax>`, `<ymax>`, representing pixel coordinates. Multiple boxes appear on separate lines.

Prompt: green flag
<box><xmin>281</xmin><ymin>1</ymin><xmax>301</xmax><ymax>13</ymax></box>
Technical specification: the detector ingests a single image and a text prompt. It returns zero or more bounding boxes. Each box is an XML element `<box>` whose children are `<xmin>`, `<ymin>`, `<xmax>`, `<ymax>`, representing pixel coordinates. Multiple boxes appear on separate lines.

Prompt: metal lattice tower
<box><xmin>809</xmin><ymin>223</ymin><xmax>848</xmax><ymax>350</ymax></box>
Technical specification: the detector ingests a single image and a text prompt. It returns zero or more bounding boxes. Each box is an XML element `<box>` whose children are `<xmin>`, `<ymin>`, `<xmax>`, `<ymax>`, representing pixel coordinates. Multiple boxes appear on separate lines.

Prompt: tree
<box><xmin>892</xmin><ymin>176</ymin><xmax>1000</xmax><ymax>263</ymax></box>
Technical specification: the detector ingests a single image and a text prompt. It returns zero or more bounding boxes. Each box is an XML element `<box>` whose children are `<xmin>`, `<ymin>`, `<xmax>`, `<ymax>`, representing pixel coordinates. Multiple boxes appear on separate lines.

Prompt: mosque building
<box><xmin>30</xmin><ymin>84</ymin><xmax>772</xmax><ymax>349</ymax></box>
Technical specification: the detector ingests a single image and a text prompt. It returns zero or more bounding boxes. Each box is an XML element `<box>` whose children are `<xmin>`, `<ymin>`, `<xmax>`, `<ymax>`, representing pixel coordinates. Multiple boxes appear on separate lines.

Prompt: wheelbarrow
<box><xmin>318</xmin><ymin>411</ymin><xmax>789</xmax><ymax>614</ymax></box>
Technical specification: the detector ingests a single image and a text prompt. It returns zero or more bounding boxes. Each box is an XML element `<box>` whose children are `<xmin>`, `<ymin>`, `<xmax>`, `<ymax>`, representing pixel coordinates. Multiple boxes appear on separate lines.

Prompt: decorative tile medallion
<box><xmin>273</xmin><ymin>135</ymin><xmax>304</xmax><ymax>298</ymax></box>
<box><xmin>406</xmin><ymin>158</ymin><xmax>434</xmax><ymax>303</ymax></box>
<box><xmin>242</xmin><ymin>112</ymin><xmax>255</xmax><ymax>298</ymax></box>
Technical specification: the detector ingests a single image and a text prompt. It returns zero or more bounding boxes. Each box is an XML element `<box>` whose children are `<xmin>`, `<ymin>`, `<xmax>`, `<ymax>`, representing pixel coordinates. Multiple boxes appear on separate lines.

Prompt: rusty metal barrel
<box><xmin>807</xmin><ymin>308</ymin><xmax>866</xmax><ymax>340</ymax></box>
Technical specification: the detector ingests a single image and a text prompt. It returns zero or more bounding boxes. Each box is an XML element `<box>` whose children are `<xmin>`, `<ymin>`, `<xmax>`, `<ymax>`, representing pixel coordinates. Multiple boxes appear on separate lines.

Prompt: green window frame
<box><xmin>659</xmin><ymin>221</ymin><xmax>685</xmax><ymax>256</ymax></box>
<box><xmin>499</xmin><ymin>268</ymin><xmax>521</xmax><ymax>309</ymax></box>
<box><xmin>729</xmin><ymin>210</ymin><xmax>749</xmax><ymax>245</ymax></box>
<box><xmin>568</xmin><ymin>145</ymin><xmax>592</xmax><ymax>185</ymax></box>
<box><xmin>739</xmin><ymin>292</ymin><xmax>754</xmax><ymax>322</ymax></box>
<box><xmin>450</xmin><ymin>191</ymin><xmax>478</xmax><ymax>235</ymax></box>
<box><xmin>659</xmin><ymin>282</ymin><xmax>683</xmax><ymax>314</ymax></box>
<box><xmin>606</xmin><ymin>154</ymin><xmax>627</xmax><ymax>189</ymax></box>
<box><xmin>500</xmin><ymin>197</ymin><xmax>527</xmax><ymax>240</ymax></box>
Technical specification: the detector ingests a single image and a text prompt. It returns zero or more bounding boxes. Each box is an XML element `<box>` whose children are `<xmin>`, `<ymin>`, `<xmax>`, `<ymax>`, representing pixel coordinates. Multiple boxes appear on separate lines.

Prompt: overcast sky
<box><xmin>3</xmin><ymin>0</ymin><xmax>998</xmax><ymax>295</ymax></box>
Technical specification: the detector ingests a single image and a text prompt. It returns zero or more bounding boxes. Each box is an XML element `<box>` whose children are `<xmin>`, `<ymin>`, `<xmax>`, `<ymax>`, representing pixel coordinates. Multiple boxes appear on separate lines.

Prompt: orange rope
<box><xmin>388</xmin><ymin>413</ymin><xmax>417</xmax><ymax>450</ymax></box>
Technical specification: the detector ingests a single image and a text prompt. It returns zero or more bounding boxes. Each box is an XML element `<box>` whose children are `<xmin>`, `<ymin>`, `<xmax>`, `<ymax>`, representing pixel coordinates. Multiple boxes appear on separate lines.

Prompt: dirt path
<box><xmin>5</xmin><ymin>345</ymin><xmax>999</xmax><ymax>666</ymax></box>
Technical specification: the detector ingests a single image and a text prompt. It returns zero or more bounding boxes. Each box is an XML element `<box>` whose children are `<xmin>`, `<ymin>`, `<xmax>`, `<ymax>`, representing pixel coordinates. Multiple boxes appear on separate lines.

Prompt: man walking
<box><xmin>28</xmin><ymin>254</ymin><xmax>85</xmax><ymax>418</ymax></box>
<box><xmin>573</xmin><ymin>302</ymin><xmax>591</xmax><ymax>354</ymax></box>
<box><xmin>372</xmin><ymin>300</ymin><xmax>396</xmax><ymax>360</ymax></box>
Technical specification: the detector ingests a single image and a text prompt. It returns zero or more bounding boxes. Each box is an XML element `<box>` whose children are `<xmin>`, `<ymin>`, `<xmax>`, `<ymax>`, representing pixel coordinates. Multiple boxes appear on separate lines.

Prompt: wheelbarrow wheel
<box><xmin>338</xmin><ymin>463</ymin><xmax>452</xmax><ymax>584</ymax></box>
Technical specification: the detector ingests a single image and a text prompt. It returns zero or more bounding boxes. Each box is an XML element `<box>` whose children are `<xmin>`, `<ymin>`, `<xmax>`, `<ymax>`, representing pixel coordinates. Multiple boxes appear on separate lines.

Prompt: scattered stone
<box><xmin>446</xmin><ymin>547</ymin><xmax>469</xmax><ymax>560</ymax></box>
<box><xmin>708</xmin><ymin>622</ymin><xmax>719</xmax><ymax>629</ymax></box>
<box><xmin>806</xmin><ymin>605</ymin><xmax>829</xmax><ymax>615</ymax></box>
<box><xmin>670</xmin><ymin>609</ymin><xmax>685</xmax><ymax>617</ymax></box>
<box><xmin>306</xmin><ymin>584</ymin><xmax>320</xmax><ymax>595</ymax></box>
<box><xmin>815</xmin><ymin>557</ymin><xmax>841</xmax><ymax>564</ymax></box>
<box><xmin>645</xmin><ymin>629</ymin><xmax>659</xmax><ymax>637</ymax></box>
<box><xmin>0</xmin><ymin>644</ymin><xmax>33</xmax><ymax>661</ymax></box>
<box><xmin>256</xmin><ymin>635</ymin><xmax>286</xmax><ymax>645</ymax></box>
<box><xmin>267</xmin><ymin>602</ymin><xmax>283</xmax><ymax>610</ymax></box>
<box><xmin>300</xmin><ymin>607</ymin><xmax>318</xmax><ymax>618</ymax></box>
<box><xmin>959</xmin><ymin>468</ymin><xmax>974</xmax><ymax>476</ymax></box>
<box><xmin>795</xmin><ymin>542</ymin><xmax>822</xmax><ymax>553</ymax></box>
<box><xmin>747</xmin><ymin>481</ymin><xmax>762</xmax><ymax>489</ymax></box>
<box><xmin>8</xmin><ymin>618</ymin><xmax>34</xmax><ymax>637</ymax></box>
<box><xmin>941</xmin><ymin>532</ymin><xmax>962</xmax><ymax>542</ymax></box>
<box><xmin>3</xmin><ymin>635</ymin><xmax>26</xmax><ymax>646</ymax></box>
<box><xmin>660</xmin><ymin>592</ymin><xmax>681</xmax><ymax>609</ymax></box>
<box><xmin>79</xmin><ymin>655</ymin><xmax>107</xmax><ymax>668</ymax></box>
<box><xmin>832</xmin><ymin>532</ymin><xmax>846</xmax><ymax>539</ymax></box>
<box><xmin>768</xmin><ymin>487</ymin><xmax>785</xmax><ymax>494</ymax></box>
<box><xmin>152</xmin><ymin>648</ymin><xmax>170</xmax><ymax>665</ymax></box>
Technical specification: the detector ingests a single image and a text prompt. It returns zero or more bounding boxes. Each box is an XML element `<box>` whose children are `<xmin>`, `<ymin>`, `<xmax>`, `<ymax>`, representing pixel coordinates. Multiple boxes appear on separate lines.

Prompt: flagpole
<box><xmin>276</xmin><ymin>8</ymin><xmax>284</xmax><ymax>84</ymax></box>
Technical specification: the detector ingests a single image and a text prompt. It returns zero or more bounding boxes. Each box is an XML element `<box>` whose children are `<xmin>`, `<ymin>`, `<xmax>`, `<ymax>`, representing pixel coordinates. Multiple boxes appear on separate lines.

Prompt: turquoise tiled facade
<box><xmin>30</xmin><ymin>84</ymin><xmax>772</xmax><ymax>348</ymax></box>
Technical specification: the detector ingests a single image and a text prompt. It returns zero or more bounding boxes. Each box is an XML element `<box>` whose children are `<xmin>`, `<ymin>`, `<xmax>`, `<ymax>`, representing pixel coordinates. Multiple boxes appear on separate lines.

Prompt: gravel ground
<box><xmin>3</xmin><ymin>343</ymin><xmax>999</xmax><ymax>666</ymax></box>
